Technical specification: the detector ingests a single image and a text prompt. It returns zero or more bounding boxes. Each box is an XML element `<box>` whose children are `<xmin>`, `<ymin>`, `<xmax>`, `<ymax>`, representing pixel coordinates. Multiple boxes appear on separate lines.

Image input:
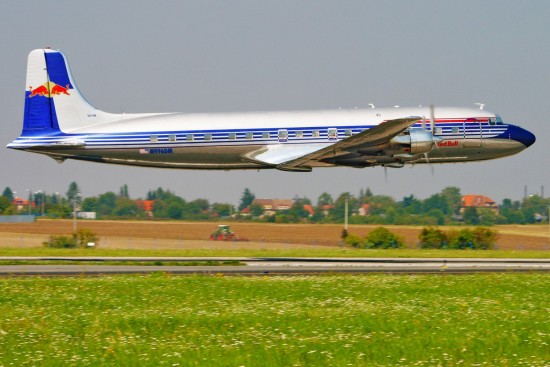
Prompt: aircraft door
<box><xmin>462</xmin><ymin>118</ymin><xmax>482</xmax><ymax>148</ymax></box>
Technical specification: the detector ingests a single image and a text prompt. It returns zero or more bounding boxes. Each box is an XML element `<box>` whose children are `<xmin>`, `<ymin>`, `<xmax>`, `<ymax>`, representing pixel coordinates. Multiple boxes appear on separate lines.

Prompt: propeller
<box><xmin>426</xmin><ymin>105</ymin><xmax>437</xmax><ymax>175</ymax></box>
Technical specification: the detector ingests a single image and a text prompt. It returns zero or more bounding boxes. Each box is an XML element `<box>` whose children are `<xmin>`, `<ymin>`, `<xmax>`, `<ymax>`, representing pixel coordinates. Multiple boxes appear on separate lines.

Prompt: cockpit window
<box><xmin>489</xmin><ymin>117</ymin><xmax>496</xmax><ymax>125</ymax></box>
<box><xmin>495</xmin><ymin>115</ymin><xmax>504</xmax><ymax>125</ymax></box>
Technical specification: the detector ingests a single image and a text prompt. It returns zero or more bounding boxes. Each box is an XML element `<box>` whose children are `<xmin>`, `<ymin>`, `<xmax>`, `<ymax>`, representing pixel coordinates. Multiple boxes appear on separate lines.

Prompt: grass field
<box><xmin>1</xmin><ymin>246</ymin><xmax>550</xmax><ymax>259</ymax></box>
<box><xmin>0</xmin><ymin>274</ymin><xmax>548</xmax><ymax>366</ymax></box>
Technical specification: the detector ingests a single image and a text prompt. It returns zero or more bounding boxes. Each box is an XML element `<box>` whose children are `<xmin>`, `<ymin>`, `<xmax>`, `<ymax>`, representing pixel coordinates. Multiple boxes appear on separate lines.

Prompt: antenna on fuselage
<box><xmin>368</xmin><ymin>104</ymin><xmax>375</xmax><ymax>109</ymax></box>
<box><xmin>474</xmin><ymin>103</ymin><xmax>485</xmax><ymax>110</ymax></box>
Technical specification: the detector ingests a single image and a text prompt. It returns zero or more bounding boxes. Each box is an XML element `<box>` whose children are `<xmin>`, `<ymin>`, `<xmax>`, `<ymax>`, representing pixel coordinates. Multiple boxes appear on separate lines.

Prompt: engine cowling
<box><xmin>390</xmin><ymin>128</ymin><xmax>439</xmax><ymax>155</ymax></box>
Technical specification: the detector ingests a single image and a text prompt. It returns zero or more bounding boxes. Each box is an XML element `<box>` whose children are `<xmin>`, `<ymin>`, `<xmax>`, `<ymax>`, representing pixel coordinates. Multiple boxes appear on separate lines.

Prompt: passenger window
<box><xmin>452</xmin><ymin>127</ymin><xmax>459</xmax><ymax>134</ymax></box>
<box><xmin>204</xmin><ymin>133</ymin><xmax>212</xmax><ymax>141</ymax></box>
<box><xmin>344</xmin><ymin>129</ymin><xmax>352</xmax><ymax>137</ymax></box>
<box><xmin>295</xmin><ymin>131</ymin><xmax>303</xmax><ymax>138</ymax></box>
<box><xmin>278</xmin><ymin>130</ymin><xmax>288</xmax><ymax>142</ymax></box>
<box><xmin>168</xmin><ymin>135</ymin><xmax>177</xmax><ymax>142</ymax></box>
<box><xmin>312</xmin><ymin>130</ymin><xmax>320</xmax><ymax>138</ymax></box>
<box><xmin>328</xmin><ymin>128</ymin><xmax>338</xmax><ymax>140</ymax></box>
<box><xmin>228</xmin><ymin>133</ymin><xmax>236</xmax><ymax>140</ymax></box>
<box><xmin>150</xmin><ymin>135</ymin><xmax>158</xmax><ymax>143</ymax></box>
<box><xmin>262</xmin><ymin>132</ymin><xmax>270</xmax><ymax>139</ymax></box>
<box><xmin>435</xmin><ymin>127</ymin><xmax>443</xmax><ymax>134</ymax></box>
<box><xmin>246</xmin><ymin>132</ymin><xmax>253</xmax><ymax>140</ymax></box>
<box><xmin>186</xmin><ymin>134</ymin><xmax>194</xmax><ymax>141</ymax></box>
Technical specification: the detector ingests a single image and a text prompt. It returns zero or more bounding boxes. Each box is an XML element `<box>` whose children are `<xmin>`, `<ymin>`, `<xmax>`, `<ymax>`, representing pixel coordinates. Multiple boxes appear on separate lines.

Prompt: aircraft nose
<box><xmin>509</xmin><ymin>125</ymin><xmax>536</xmax><ymax>147</ymax></box>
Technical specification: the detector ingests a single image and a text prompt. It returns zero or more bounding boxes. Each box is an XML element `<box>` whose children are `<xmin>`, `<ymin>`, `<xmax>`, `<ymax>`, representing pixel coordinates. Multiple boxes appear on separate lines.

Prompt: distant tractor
<box><xmin>210</xmin><ymin>225</ymin><xmax>248</xmax><ymax>241</ymax></box>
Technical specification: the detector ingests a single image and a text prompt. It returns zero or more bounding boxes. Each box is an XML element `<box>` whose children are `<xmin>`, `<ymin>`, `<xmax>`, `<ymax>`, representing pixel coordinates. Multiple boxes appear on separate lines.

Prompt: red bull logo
<box><xmin>437</xmin><ymin>140</ymin><xmax>459</xmax><ymax>147</ymax></box>
<box><xmin>28</xmin><ymin>82</ymin><xmax>70</xmax><ymax>98</ymax></box>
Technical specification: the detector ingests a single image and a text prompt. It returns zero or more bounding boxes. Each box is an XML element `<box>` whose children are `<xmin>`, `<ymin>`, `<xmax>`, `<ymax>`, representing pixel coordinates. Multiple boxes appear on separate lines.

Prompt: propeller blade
<box><xmin>424</xmin><ymin>152</ymin><xmax>434</xmax><ymax>176</ymax></box>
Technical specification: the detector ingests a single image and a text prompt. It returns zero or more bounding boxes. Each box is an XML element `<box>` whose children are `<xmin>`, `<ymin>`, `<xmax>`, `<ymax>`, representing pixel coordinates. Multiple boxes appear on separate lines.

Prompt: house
<box><xmin>358</xmin><ymin>203</ymin><xmax>371</xmax><ymax>216</ymax></box>
<box><xmin>303</xmin><ymin>204</ymin><xmax>315</xmax><ymax>217</ymax></box>
<box><xmin>252</xmin><ymin>199</ymin><xmax>295</xmax><ymax>216</ymax></box>
<box><xmin>11</xmin><ymin>197</ymin><xmax>34</xmax><ymax>212</ymax></box>
<box><xmin>461</xmin><ymin>194</ymin><xmax>499</xmax><ymax>214</ymax></box>
<box><xmin>321</xmin><ymin>204</ymin><xmax>334</xmax><ymax>216</ymax></box>
<box><xmin>135</xmin><ymin>200</ymin><xmax>155</xmax><ymax>217</ymax></box>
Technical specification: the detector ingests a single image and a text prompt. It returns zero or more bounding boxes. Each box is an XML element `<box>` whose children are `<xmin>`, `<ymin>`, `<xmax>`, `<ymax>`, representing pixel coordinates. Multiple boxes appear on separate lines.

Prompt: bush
<box><xmin>43</xmin><ymin>235</ymin><xmax>76</xmax><ymax>248</ymax></box>
<box><xmin>74</xmin><ymin>228</ymin><xmax>99</xmax><ymax>248</ymax></box>
<box><xmin>43</xmin><ymin>228</ymin><xmax>99</xmax><ymax>249</ymax></box>
<box><xmin>447</xmin><ymin>228</ymin><xmax>476</xmax><ymax>249</ymax></box>
<box><xmin>344</xmin><ymin>233</ymin><xmax>363</xmax><ymax>248</ymax></box>
<box><xmin>472</xmin><ymin>227</ymin><xmax>498</xmax><ymax>249</ymax></box>
<box><xmin>364</xmin><ymin>227</ymin><xmax>405</xmax><ymax>249</ymax></box>
<box><xmin>418</xmin><ymin>227</ymin><xmax>447</xmax><ymax>249</ymax></box>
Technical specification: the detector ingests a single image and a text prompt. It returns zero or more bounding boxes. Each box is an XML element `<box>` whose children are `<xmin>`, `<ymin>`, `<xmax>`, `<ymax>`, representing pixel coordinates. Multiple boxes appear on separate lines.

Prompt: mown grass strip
<box><xmin>0</xmin><ymin>247</ymin><xmax>549</xmax><ymax>258</ymax></box>
<box><xmin>0</xmin><ymin>260</ymin><xmax>243</xmax><ymax>266</ymax></box>
<box><xmin>0</xmin><ymin>274</ymin><xmax>548</xmax><ymax>366</ymax></box>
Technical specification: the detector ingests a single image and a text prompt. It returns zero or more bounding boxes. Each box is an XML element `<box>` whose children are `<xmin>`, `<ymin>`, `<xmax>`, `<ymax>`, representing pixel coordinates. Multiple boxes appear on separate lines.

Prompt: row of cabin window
<box><xmin>147</xmin><ymin>125</ymin><xmax>495</xmax><ymax>143</ymax></box>
<box><xmin>148</xmin><ymin>129</ymin><xmax>356</xmax><ymax>143</ymax></box>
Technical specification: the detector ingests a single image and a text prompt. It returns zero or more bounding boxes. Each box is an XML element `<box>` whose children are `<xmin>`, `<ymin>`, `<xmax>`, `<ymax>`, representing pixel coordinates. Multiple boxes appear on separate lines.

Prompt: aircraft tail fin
<box><xmin>22</xmin><ymin>49</ymin><xmax>119</xmax><ymax>136</ymax></box>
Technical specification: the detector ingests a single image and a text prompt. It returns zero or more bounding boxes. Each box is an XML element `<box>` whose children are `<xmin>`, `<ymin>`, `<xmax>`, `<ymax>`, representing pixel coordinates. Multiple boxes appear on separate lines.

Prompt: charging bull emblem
<box><xmin>29</xmin><ymin>82</ymin><xmax>71</xmax><ymax>98</ymax></box>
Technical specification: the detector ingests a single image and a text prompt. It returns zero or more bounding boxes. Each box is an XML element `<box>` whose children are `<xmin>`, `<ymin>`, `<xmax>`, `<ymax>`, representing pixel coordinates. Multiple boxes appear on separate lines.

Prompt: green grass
<box><xmin>0</xmin><ymin>260</ymin><xmax>243</xmax><ymax>266</ymax></box>
<box><xmin>0</xmin><ymin>247</ymin><xmax>549</xmax><ymax>258</ymax></box>
<box><xmin>0</xmin><ymin>274</ymin><xmax>548</xmax><ymax>366</ymax></box>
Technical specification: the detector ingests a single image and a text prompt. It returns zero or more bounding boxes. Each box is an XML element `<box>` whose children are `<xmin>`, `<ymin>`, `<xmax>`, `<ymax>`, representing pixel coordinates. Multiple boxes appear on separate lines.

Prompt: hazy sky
<box><xmin>1</xmin><ymin>1</ymin><xmax>548</xmax><ymax>205</ymax></box>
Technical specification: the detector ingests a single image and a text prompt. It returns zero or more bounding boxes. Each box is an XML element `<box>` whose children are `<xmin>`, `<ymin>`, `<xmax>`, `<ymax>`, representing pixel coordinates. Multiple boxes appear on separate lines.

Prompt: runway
<box><xmin>0</xmin><ymin>257</ymin><xmax>549</xmax><ymax>276</ymax></box>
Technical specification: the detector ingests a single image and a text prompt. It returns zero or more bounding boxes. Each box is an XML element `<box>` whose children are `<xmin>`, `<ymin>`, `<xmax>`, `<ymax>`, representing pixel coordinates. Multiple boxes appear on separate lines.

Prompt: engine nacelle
<box><xmin>389</xmin><ymin>128</ymin><xmax>439</xmax><ymax>155</ymax></box>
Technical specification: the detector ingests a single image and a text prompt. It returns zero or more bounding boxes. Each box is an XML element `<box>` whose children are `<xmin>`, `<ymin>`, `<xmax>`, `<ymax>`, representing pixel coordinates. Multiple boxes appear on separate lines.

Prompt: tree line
<box><xmin>0</xmin><ymin>183</ymin><xmax>548</xmax><ymax>225</ymax></box>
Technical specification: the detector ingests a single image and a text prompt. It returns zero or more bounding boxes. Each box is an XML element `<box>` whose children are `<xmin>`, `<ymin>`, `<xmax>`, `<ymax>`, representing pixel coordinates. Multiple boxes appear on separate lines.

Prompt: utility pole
<box><xmin>344</xmin><ymin>194</ymin><xmax>349</xmax><ymax>231</ymax></box>
<box><xmin>26</xmin><ymin>189</ymin><xmax>32</xmax><ymax>215</ymax></box>
<box><xmin>72</xmin><ymin>193</ymin><xmax>81</xmax><ymax>233</ymax></box>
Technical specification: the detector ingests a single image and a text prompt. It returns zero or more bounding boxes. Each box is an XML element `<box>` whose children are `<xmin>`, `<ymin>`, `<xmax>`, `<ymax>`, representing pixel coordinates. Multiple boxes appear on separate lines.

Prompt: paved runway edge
<box><xmin>0</xmin><ymin>257</ymin><xmax>549</xmax><ymax>276</ymax></box>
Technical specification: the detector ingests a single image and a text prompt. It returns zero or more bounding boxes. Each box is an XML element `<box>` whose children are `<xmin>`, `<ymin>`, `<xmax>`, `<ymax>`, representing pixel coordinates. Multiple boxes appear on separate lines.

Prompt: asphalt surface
<box><xmin>0</xmin><ymin>257</ymin><xmax>548</xmax><ymax>276</ymax></box>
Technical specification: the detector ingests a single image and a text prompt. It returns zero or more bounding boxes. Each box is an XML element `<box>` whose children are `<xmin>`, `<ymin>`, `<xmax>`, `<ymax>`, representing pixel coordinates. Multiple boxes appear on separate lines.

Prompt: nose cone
<box><xmin>508</xmin><ymin>125</ymin><xmax>536</xmax><ymax>148</ymax></box>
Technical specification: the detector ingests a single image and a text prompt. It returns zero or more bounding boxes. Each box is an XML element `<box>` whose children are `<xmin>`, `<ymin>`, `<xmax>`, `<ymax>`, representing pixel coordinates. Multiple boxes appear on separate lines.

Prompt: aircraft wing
<box><xmin>276</xmin><ymin>117</ymin><xmax>420</xmax><ymax>171</ymax></box>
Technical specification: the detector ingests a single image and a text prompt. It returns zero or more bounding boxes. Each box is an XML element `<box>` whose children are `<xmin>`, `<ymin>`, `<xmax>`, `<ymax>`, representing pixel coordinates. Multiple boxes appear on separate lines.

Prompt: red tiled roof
<box><xmin>461</xmin><ymin>195</ymin><xmax>497</xmax><ymax>207</ymax></box>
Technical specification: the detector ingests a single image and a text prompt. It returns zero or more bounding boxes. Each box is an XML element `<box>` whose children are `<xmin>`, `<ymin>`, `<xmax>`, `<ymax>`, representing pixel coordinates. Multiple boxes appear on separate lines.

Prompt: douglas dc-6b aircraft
<box><xmin>7</xmin><ymin>48</ymin><xmax>536</xmax><ymax>171</ymax></box>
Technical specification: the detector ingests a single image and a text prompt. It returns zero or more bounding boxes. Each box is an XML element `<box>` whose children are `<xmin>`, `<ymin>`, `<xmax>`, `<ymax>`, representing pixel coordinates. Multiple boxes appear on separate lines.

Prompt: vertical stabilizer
<box><xmin>21</xmin><ymin>49</ymin><xmax>119</xmax><ymax>136</ymax></box>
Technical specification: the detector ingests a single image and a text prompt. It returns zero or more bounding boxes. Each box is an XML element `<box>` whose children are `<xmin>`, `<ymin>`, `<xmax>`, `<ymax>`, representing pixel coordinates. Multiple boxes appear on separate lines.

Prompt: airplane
<box><xmin>7</xmin><ymin>48</ymin><xmax>536</xmax><ymax>172</ymax></box>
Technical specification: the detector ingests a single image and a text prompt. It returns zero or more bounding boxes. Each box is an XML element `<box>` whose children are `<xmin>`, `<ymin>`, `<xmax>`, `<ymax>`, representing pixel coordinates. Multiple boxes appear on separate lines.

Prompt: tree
<box><xmin>401</xmin><ymin>195</ymin><xmax>422</xmax><ymax>214</ymax></box>
<box><xmin>96</xmin><ymin>192</ymin><xmax>117</xmax><ymax>217</ymax></box>
<box><xmin>288</xmin><ymin>198</ymin><xmax>312</xmax><ymax>220</ymax></box>
<box><xmin>478</xmin><ymin>208</ymin><xmax>498</xmax><ymax>226</ymax></box>
<box><xmin>441</xmin><ymin>186</ymin><xmax>462</xmax><ymax>215</ymax></box>
<box><xmin>119</xmin><ymin>184</ymin><xmax>129</xmax><ymax>198</ymax></box>
<box><xmin>81</xmin><ymin>197</ymin><xmax>98</xmax><ymax>212</ymax></box>
<box><xmin>2</xmin><ymin>187</ymin><xmax>14</xmax><ymax>202</ymax></box>
<box><xmin>463</xmin><ymin>207</ymin><xmax>480</xmax><ymax>225</ymax></box>
<box><xmin>113</xmin><ymin>197</ymin><xmax>138</xmax><ymax>217</ymax></box>
<box><xmin>238</xmin><ymin>188</ymin><xmax>255</xmax><ymax>211</ymax></box>
<box><xmin>250</xmin><ymin>203</ymin><xmax>264</xmax><ymax>217</ymax></box>
<box><xmin>423</xmin><ymin>194</ymin><xmax>449</xmax><ymax>215</ymax></box>
<box><xmin>166</xmin><ymin>202</ymin><xmax>183</xmax><ymax>219</ymax></box>
<box><xmin>331</xmin><ymin>193</ymin><xmax>357</xmax><ymax>222</ymax></box>
<box><xmin>211</xmin><ymin>203</ymin><xmax>233</xmax><ymax>217</ymax></box>
<box><xmin>66</xmin><ymin>182</ymin><xmax>81</xmax><ymax>203</ymax></box>
<box><xmin>0</xmin><ymin>196</ymin><xmax>11</xmax><ymax>214</ymax></box>
<box><xmin>316</xmin><ymin>192</ymin><xmax>334</xmax><ymax>207</ymax></box>
<box><xmin>183</xmin><ymin>199</ymin><xmax>210</xmax><ymax>219</ymax></box>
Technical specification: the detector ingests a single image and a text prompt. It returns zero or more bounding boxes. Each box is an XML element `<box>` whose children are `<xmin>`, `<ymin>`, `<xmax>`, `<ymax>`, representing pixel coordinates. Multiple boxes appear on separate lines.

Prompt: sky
<box><xmin>1</xmin><ymin>1</ymin><xmax>548</xmax><ymax>205</ymax></box>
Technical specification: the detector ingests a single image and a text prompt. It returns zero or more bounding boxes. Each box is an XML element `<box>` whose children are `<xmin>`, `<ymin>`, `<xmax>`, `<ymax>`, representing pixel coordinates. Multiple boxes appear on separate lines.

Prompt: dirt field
<box><xmin>0</xmin><ymin>219</ymin><xmax>548</xmax><ymax>250</ymax></box>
